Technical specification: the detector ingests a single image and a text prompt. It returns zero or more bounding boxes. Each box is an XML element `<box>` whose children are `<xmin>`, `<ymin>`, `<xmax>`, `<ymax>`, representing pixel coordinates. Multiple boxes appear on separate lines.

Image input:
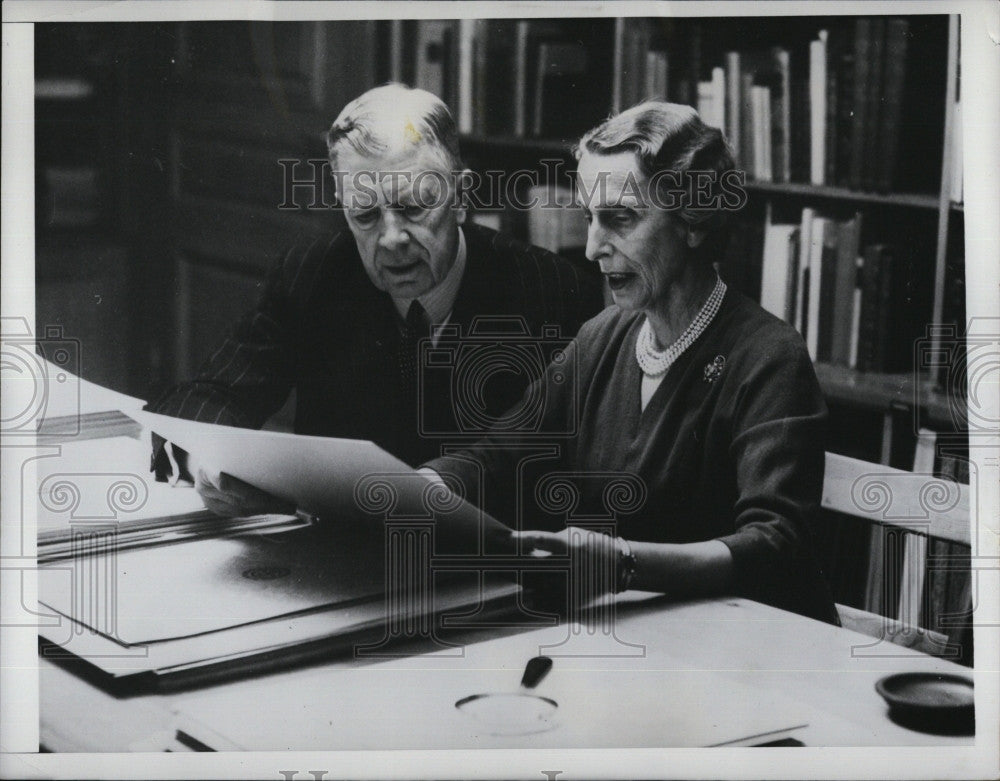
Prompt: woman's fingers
<box><xmin>512</xmin><ymin>530</ymin><xmax>568</xmax><ymax>554</ymax></box>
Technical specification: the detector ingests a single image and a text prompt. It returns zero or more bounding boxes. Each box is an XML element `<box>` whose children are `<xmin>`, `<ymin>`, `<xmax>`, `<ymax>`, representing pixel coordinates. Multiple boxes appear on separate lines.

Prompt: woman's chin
<box><xmin>609</xmin><ymin>290</ymin><xmax>647</xmax><ymax>312</ymax></box>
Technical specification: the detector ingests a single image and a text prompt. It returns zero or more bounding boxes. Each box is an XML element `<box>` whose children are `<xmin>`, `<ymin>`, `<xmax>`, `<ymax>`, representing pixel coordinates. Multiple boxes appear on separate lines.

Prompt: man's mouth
<box><xmin>604</xmin><ymin>272</ymin><xmax>637</xmax><ymax>291</ymax></box>
<box><xmin>384</xmin><ymin>259</ymin><xmax>423</xmax><ymax>277</ymax></box>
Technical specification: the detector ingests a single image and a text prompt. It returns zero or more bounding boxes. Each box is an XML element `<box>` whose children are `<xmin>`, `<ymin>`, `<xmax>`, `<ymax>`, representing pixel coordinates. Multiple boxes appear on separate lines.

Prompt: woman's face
<box><xmin>576</xmin><ymin>150</ymin><xmax>693</xmax><ymax>313</ymax></box>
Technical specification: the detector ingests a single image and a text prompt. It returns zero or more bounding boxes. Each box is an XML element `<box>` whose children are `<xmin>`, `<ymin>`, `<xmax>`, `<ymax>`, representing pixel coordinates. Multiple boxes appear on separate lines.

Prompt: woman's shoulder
<box><xmin>580</xmin><ymin>304</ymin><xmax>639</xmax><ymax>336</ymax></box>
<box><xmin>723</xmin><ymin>290</ymin><xmax>810</xmax><ymax>359</ymax></box>
<box><xmin>712</xmin><ymin>290</ymin><xmax>822</xmax><ymax>395</ymax></box>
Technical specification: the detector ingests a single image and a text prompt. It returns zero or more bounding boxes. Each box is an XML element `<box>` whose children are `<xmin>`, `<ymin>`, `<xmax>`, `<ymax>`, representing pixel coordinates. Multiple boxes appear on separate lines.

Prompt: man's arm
<box><xmin>146</xmin><ymin>238</ymin><xmax>323</xmax><ymax>481</ymax></box>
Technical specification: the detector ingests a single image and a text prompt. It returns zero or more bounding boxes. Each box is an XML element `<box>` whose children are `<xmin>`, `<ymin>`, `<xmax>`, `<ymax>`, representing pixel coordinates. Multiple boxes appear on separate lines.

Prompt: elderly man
<box><xmin>149</xmin><ymin>84</ymin><xmax>602</xmax><ymax>514</ymax></box>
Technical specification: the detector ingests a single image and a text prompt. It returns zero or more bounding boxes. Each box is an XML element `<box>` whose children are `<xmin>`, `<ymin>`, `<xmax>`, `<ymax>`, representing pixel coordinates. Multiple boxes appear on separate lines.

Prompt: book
<box><xmin>414</xmin><ymin>21</ymin><xmax>454</xmax><ymax>102</ymax></box>
<box><xmin>832</xmin><ymin>26</ymin><xmax>856</xmax><ymax>188</ymax></box>
<box><xmin>829</xmin><ymin>213</ymin><xmax>863</xmax><ymax>366</ymax></box>
<box><xmin>739</xmin><ymin>71</ymin><xmax>756</xmax><ymax>176</ymax></box>
<box><xmin>482</xmin><ymin>20</ymin><xmax>519</xmax><ymax>135</ymax></box>
<box><xmin>620</xmin><ymin>19</ymin><xmax>651</xmax><ymax>109</ymax></box>
<box><xmin>697</xmin><ymin>80</ymin><xmax>715</xmax><ymax>130</ymax></box>
<box><xmin>816</xmin><ymin>217</ymin><xmax>840</xmax><ymax>362</ymax></box>
<box><xmin>848</xmin><ymin>256</ymin><xmax>863</xmax><ymax>369</ymax></box>
<box><xmin>645</xmin><ymin>49</ymin><xmax>669</xmax><ymax>101</ymax></box>
<box><xmin>710</xmin><ymin>66</ymin><xmax>726</xmax><ymax>130</ymax></box>
<box><xmin>804</xmin><ymin>215</ymin><xmax>828</xmax><ymax>359</ymax></box>
<box><xmin>759</xmin><ymin>217</ymin><xmax>799</xmax><ymax>323</ymax></box>
<box><xmin>724</xmin><ymin>51</ymin><xmax>741</xmax><ymax>156</ymax></box>
<box><xmin>526</xmin><ymin>185</ymin><xmax>587</xmax><ymax>253</ymax></box>
<box><xmin>513</xmin><ymin>21</ymin><xmax>531</xmax><ymax>136</ymax></box>
<box><xmin>823</xmin><ymin>29</ymin><xmax>839</xmax><ymax>187</ymax></box>
<box><xmin>789</xmin><ymin>56</ymin><xmax>811</xmax><ymax>183</ymax></box>
<box><xmin>856</xmin><ymin>243</ymin><xmax>893</xmax><ymax>372</ymax></box>
<box><xmin>753</xmin><ymin>85</ymin><xmax>772</xmax><ymax>181</ymax></box>
<box><xmin>770</xmin><ymin>46</ymin><xmax>791</xmax><ymax>183</ymax></box>
<box><xmin>531</xmin><ymin>40</ymin><xmax>590</xmax><ymax>138</ymax></box>
<box><xmin>861</xmin><ymin>17</ymin><xmax>886</xmax><ymax>191</ymax></box>
<box><xmin>875</xmin><ymin>18</ymin><xmax>911</xmax><ymax>192</ymax></box>
<box><xmin>809</xmin><ymin>30</ymin><xmax>828</xmax><ymax>185</ymax></box>
<box><xmin>795</xmin><ymin>207</ymin><xmax>815</xmax><ymax>337</ymax></box>
<box><xmin>456</xmin><ymin>19</ymin><xmax>478</xmax><ymax>134</ymax></box>
<box><xmin>848</xmin><ymin>17</ymin><xmax>872</xmax><ymax>190</ymax></box>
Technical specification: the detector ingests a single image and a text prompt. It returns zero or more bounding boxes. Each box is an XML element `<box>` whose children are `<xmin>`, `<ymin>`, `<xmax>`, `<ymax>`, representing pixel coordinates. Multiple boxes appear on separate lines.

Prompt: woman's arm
<box><xmin>514</xmin><ymin>527</ymin><xmax>733</xmax><ymax>598</ymax></box>
<box><xmin>629</xmin><ymin>539</ymin><xmax>733</xmax><ymax>597</ymax></box>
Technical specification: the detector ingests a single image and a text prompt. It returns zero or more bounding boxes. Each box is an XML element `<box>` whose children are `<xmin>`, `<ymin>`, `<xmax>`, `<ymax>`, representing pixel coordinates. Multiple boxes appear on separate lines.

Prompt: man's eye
<box><xmin>611</xmin><ymin>211</ymin><xmax>635</xmax><ymax>227</ymax></box>
<box><xmin>352</xmin><ymin>209</ymin><xmax>379</xmax><ymax>226</ymax></box>
<box><xmin>402</xmin><ymin>204</ymin><xmax>426</xmax><ymax>220</ymax></box>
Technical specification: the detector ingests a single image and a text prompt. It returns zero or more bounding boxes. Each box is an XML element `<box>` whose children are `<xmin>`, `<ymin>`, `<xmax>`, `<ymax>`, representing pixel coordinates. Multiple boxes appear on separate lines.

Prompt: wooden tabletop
<box><xmin>40</xmin><ymin>593</ymin><xmax>975</xmax><ymax>752</ymax></box>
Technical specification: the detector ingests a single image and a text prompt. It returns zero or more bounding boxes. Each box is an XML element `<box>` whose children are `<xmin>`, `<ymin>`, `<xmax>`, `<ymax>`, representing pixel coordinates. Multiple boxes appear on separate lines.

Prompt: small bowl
<box><xmin>456</xmin><ymin>692</ymin><xmax>559</xmax><ymax>736</ymax></box>
<box><xmin>875</xmin><ymin>672</ymin><xmax>974</xmax><ymax>735</ymax></box>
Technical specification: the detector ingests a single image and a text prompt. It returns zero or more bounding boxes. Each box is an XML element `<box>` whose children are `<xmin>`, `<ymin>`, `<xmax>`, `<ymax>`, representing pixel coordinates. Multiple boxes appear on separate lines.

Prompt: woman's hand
<box><xmin>513</xmin><ymin>526</ymin><xmax>621</xmax><ymax>596</ymax></box>
<box><xmin>192</xmin><ymin>459</ymin><xmax>296</xmax><ymax>518</ymax></box>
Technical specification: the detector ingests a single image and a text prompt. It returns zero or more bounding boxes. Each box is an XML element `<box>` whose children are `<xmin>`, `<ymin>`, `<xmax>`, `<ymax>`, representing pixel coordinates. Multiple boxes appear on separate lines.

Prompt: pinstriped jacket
<box><xmin>148</xmin><ymin>223</ymin><xmax>603</xmax><ymax>472</ymax></box>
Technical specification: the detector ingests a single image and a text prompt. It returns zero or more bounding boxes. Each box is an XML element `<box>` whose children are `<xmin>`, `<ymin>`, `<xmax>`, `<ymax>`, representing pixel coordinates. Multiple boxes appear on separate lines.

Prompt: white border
<box><xmin>2</xmin><ymin>1</ymin><xmax>998</xmax><ymax>779</ymax></box>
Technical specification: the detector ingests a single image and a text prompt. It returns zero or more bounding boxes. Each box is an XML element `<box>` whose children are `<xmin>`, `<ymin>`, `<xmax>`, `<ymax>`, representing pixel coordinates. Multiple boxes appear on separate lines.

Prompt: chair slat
<box><xmin>822</xmin><ymin>452</ymin><xmax>970</xmax><ymax>546</ymax></box>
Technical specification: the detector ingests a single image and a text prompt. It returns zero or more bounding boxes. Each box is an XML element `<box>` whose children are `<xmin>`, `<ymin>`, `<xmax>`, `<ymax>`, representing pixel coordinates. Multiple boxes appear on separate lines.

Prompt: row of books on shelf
<box><xmin>693</xmin><ymin>18</ymin><xmax>936</xmax><ymax>193</ymax></box>
<box><xmin>407</xmin><ymin>19</ymin><xmax>613</xmax><ymax>141</ymax></box>
<box><xmin>407</xmin><ymin>17</ymin><xmax>953</xmax><ymax>200</ymax></box>
<box><xmin>742</xmin><ymin>206</ymin><xmax>931</xmax><ymax>374</ymax></box>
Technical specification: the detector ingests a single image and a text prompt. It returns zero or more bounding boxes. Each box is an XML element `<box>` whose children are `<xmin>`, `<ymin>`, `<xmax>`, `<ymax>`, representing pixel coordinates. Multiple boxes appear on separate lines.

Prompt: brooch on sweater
<box><xmin>703</xmin><ymin>355</ymin><xmax>726</xmax><ymax>383</ymax></box>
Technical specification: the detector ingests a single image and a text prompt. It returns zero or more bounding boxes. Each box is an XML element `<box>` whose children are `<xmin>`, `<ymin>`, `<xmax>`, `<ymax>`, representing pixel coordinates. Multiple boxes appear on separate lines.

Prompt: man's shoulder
<box><xmin>462</xmin><ymin>222</ymin><xmax>602</xmax><ymax>318</ymax></box>
<box><xmin>272</xmin><ymin>229</ymin><xmax>366</xmax><ymax>297</ymax></box>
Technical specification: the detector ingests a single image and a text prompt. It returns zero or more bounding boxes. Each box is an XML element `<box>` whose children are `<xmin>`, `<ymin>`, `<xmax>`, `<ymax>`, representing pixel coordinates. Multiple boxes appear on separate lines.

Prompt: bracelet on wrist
<box><xmin>615</xmin><ymin>536</ymin><xmax>638</xmax><ymax>593</ymax></box>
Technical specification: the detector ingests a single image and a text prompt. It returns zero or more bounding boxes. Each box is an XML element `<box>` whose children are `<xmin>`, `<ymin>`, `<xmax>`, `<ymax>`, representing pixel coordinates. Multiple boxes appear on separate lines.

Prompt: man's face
<box><xmin>337</xmin><ymin>144</ymin><xmax>464</xmax><ymax>299</ymax></box>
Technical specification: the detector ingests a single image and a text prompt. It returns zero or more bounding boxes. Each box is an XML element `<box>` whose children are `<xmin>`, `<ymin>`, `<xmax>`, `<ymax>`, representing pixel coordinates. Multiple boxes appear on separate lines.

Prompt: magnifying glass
<box><xmin>455</xmin><ymin>656</ymin><xmax>558</xmax><ymax>736</ymax></box>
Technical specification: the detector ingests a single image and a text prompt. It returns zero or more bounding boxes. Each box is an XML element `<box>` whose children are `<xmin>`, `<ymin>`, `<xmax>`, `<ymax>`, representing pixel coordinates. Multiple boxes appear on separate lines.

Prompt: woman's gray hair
<box><xmin>326</xmin><ymin>83</ymin><xmax>464</xmax><ymax>171</ymax></box>
<box><xmin>575</xmin><ymin>101</ymin><xmax>738</xmax><ymax>242</ymax></box>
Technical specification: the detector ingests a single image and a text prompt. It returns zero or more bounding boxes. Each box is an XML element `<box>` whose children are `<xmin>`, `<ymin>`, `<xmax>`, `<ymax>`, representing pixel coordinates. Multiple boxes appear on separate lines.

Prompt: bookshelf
<box><xmin>392</xmin><ymin>14</ymin><xmax>966</xmax><ymax>465</ymax></box>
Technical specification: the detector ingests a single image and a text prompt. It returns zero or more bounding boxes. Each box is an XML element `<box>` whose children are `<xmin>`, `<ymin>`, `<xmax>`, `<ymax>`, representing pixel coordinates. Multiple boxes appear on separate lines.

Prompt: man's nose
<box><xmin>585</xmin><ymin>221</ymin><xmax>609</xmax><ymax>262</ymax></box>
<box><xmin>377</xmin><ymin>210</ymin><xmax>410</xmax><ymax>250</ymax></box>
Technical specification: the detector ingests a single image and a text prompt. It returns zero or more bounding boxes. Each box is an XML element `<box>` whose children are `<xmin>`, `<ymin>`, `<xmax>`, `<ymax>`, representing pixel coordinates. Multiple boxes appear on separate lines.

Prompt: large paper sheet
<box><xmin>134</xmin><ymin>410</ymin><xmax>513</xmax><ymax>550</ymax></box>
<box><xmin>39</xmin><ymin>525</ymin><xmax>387</xmax><ymax>644</ymax></box>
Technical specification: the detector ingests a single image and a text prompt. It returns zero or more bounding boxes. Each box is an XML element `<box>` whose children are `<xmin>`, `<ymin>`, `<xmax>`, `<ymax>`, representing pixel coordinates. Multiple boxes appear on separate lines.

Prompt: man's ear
<box><xmin>454</xmin><ymin>167</ymin><xmax>473</xmax><ymax>226</ymax></box>
<box><xmin>686</xmin><ymin>225</ymin><xmax>707</xmax><ymax>248</ymax></box>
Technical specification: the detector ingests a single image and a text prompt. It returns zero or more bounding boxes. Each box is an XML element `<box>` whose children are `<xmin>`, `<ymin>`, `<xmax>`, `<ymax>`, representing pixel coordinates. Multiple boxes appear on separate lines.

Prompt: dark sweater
<box><xmin>426</xmin><ymin>289</ymin><xmax>839</xmax><ymax>624</ymax></box>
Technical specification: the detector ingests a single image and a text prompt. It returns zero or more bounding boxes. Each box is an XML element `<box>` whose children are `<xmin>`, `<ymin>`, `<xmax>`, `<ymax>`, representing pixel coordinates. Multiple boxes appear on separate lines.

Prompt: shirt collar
<box><xmin>392</xmin><ymin>227</ymin><xmax>467</xmax><ymax>326</ymax></box>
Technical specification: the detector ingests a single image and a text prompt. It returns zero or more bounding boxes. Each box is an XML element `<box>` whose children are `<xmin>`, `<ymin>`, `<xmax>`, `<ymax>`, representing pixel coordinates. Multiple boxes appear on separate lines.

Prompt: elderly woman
<box><xmin>424</xmin><ymin>102</ymin><xmax>838</xmax><ymax>624</ymax></box>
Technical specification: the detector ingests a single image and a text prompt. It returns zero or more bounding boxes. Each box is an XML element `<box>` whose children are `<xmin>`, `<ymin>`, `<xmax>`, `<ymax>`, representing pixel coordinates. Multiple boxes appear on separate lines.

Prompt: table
<box><xmin>33</xmin><ymin>396</ymin><xmax>977</xmax><ymax>752</ymax></box>
<box><xmin>40</xmin><ymin>592</ymin><xmax>975</xmax><ymax>751</ymax></box>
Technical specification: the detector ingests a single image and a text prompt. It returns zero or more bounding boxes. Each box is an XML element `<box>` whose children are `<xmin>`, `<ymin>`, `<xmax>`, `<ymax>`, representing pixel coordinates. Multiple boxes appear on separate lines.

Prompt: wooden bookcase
<box><xmin>390</xmin><ymin>14</ymin><xmax>967</xmax><ymax>467</ymax></box>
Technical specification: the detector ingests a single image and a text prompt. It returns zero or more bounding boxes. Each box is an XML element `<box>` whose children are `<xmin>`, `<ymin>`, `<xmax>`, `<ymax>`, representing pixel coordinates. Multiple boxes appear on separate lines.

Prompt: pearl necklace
<box><xmin>635</xmin><ymin>276</ymin><xmax>727</xmax><ymax>378</ymax></box>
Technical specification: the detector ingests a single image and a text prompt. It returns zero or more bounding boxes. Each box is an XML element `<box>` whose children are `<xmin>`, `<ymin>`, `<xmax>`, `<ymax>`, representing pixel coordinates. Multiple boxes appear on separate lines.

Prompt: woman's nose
<box><xmin>585</xmin><ymin>221</ymin><xmax>609</xmax><ymax>262</ymax></box>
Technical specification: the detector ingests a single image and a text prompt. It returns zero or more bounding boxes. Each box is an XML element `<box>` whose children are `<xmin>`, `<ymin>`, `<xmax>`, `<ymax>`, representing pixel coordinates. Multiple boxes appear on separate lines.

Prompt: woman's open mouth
<box><xmin>604</xmin><ymin>272</ymin><xmax>637</xmax><ymax>291</ymax></box>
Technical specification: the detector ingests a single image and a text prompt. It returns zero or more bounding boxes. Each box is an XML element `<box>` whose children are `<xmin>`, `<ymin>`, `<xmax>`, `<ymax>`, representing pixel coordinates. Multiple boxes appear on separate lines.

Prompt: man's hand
<box><xmin>194</xmin><ymin>467</ymin><xmax>296</xmax><ymax>518</ymax></box>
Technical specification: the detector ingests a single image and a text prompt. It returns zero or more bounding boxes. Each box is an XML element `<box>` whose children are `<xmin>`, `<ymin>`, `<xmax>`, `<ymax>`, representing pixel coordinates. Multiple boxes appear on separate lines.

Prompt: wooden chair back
<box><xmin>820</xmin><ymin>452</ymin><xmax>972</xmax><ymax>658</ymax></box>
